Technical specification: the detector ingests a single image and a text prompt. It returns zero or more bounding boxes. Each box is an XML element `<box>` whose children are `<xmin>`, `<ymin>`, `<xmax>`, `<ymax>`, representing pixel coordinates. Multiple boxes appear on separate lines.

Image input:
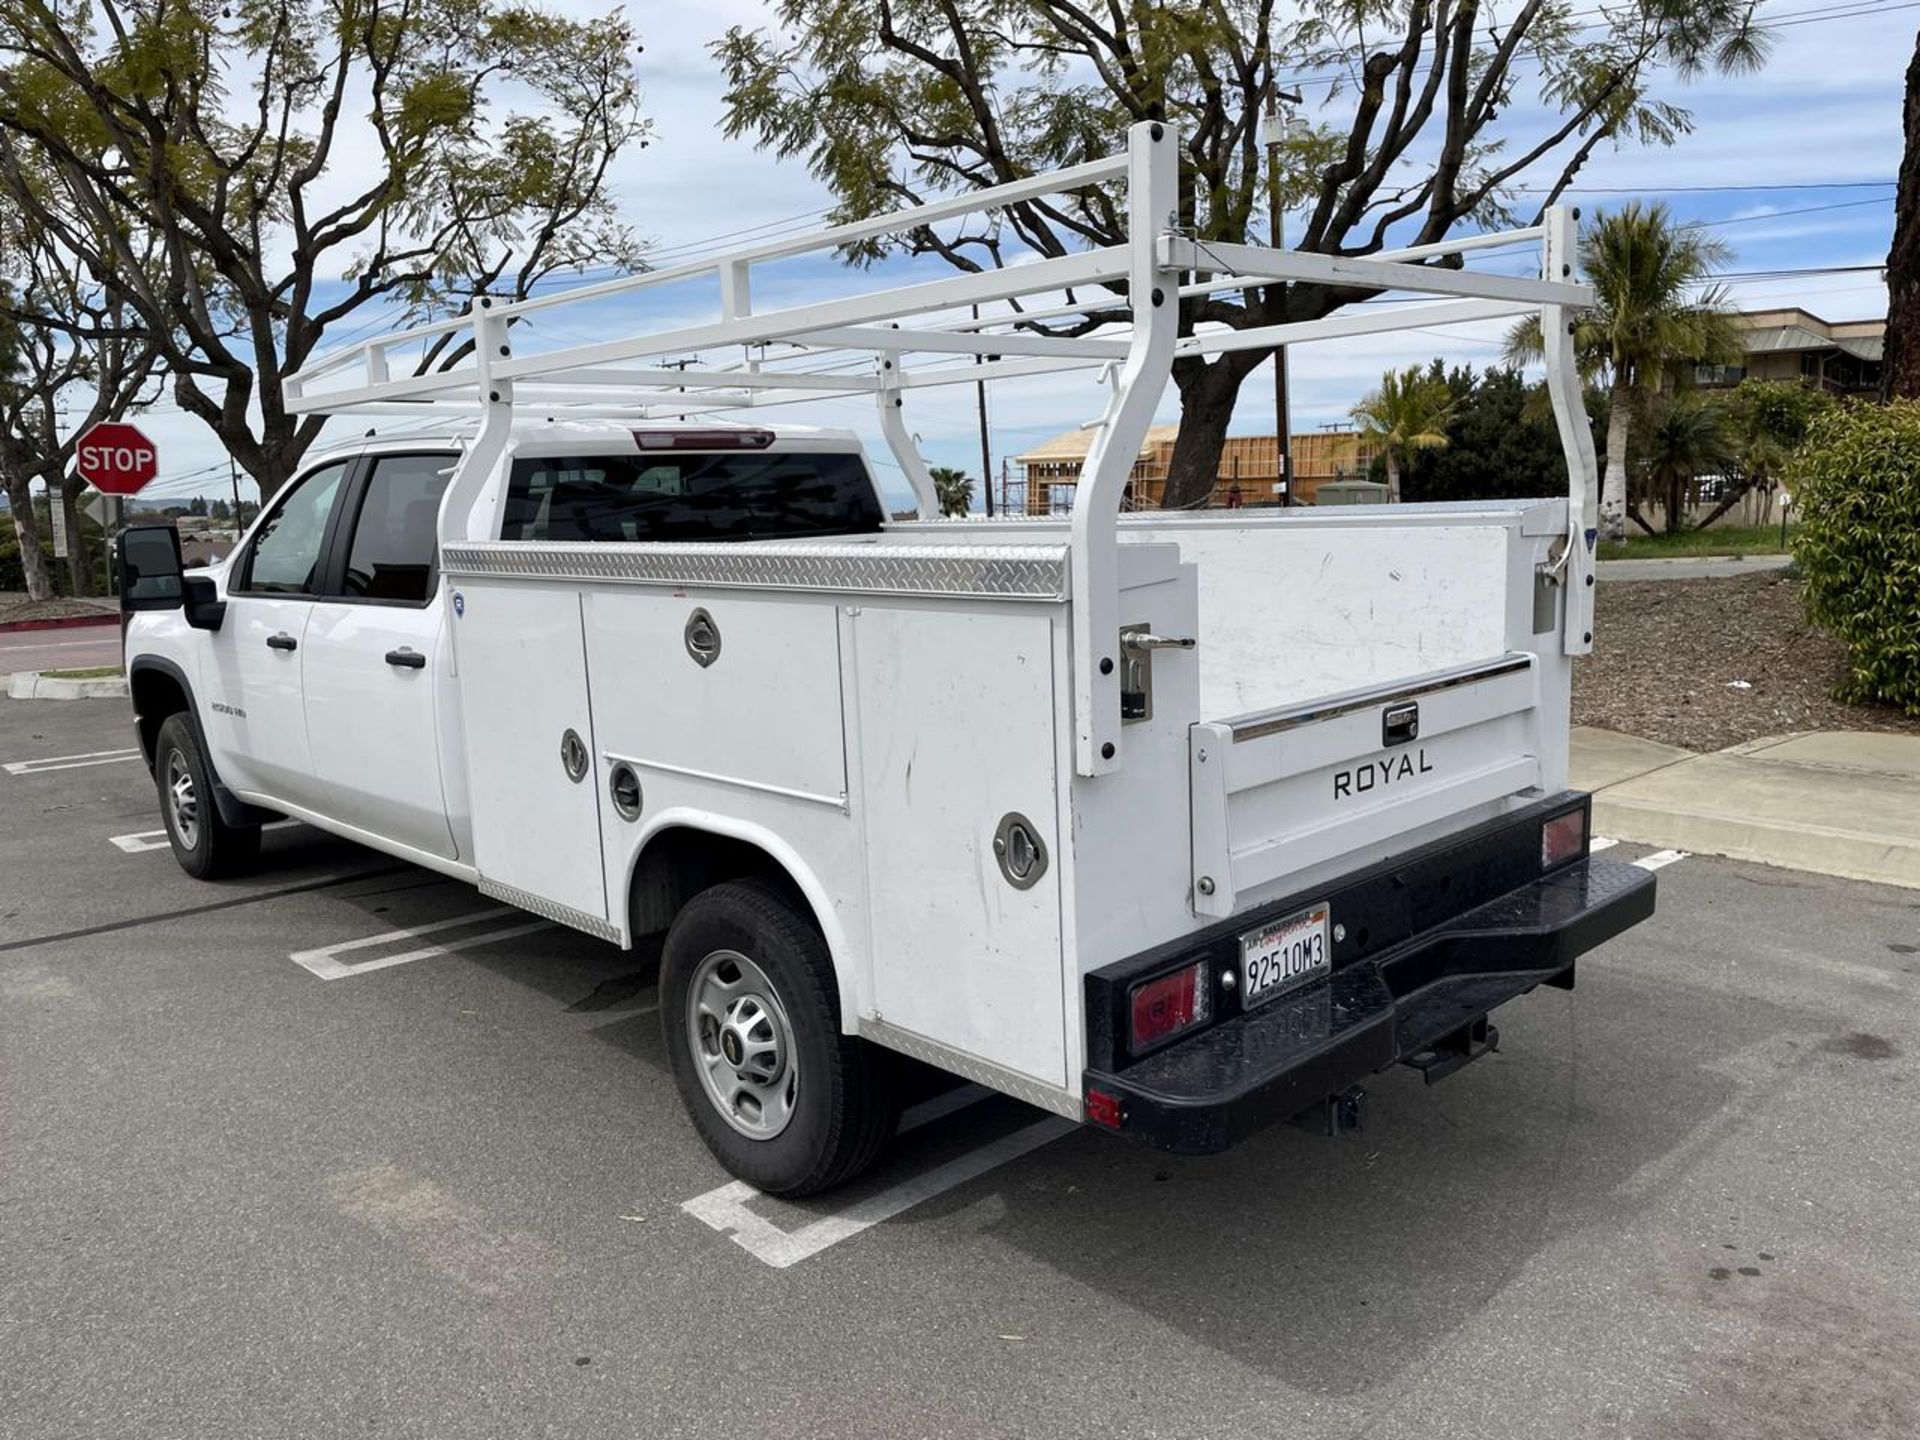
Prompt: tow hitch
<box><xmin>1400</xmin><ymin>1015</ymin><xmax>1499</xmax><ymax>1085</ymax></box>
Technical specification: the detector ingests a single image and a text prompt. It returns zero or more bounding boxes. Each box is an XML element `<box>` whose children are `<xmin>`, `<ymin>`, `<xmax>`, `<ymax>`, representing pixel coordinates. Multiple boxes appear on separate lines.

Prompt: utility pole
<box><xmin>1264</xmin><ymin>86</ymin><xmax>1302</xmax><ymax>504</ymax></box>
<box><xmin>972</xmin><ymin>304</ymin><xmax>994</xmax><ymax>516</ymax></box>
<box><xmin>228</xmin><ymin>453</ymin><xmax>245</xmax><ymax>537</ymax></box>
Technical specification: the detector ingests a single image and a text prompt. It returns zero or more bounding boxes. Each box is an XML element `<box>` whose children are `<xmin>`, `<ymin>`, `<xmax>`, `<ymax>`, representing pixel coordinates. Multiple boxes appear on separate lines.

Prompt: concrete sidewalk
<box><xmin>1572</xmin><ymin>726</ymin><xmax>1920</xmax><ymax>889</ymax></box>
<box><xmin>1596</xmin><ymin>554</ymin><xmax>1792</xmax><ymax>581</ymax></box>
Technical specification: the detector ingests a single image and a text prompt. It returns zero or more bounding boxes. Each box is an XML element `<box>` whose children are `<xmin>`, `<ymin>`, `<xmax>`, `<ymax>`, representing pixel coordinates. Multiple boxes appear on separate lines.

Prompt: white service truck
<box><xmin>118</xmin><ymin>123</ymin><xmax>1653</xmax><ymax>1195</ymax></box>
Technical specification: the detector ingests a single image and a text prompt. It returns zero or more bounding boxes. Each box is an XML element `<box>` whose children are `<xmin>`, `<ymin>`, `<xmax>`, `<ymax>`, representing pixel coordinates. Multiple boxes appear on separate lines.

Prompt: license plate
<box><xmin>1239</xmin><ymin>903</ymin><xmax>1331</xmax><ymax>1008</ymax></box>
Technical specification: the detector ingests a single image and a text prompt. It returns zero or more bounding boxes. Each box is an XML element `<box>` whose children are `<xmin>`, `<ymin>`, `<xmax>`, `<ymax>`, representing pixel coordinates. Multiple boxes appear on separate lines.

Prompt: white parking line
<box><xmin>3</xmin><ymin>747</ymin><xmax>141</xmax><ymax>776</ymax></box>
<box><xmin>681</xmin><ymin>1115</ymin><xmax>1074</xmax><ymax>1269</ymax></box>
<box><xmin>110</xmin><ymin>819</ymin><xmax>299</xmax><ymax>854</ymax></box>
<box><xmin>290</xmin><ymin>907</ymin><xmax>554</xmax><ymax>981</ymax></box>
<box><xmin>1632</xmin><ymin>848</ymin><xmax>1690</xmax><ymax>872</ymax></box>
<box><xmin>1588</xmin><ymin>836</ymin><xmax>1619</xmax><ymax>854</ymax></box>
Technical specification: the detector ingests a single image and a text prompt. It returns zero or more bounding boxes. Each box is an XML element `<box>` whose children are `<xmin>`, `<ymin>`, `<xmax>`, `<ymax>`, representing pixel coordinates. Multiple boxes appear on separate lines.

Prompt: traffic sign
<box><xmin>74</xmin><ymin>421</ymin><xmax>158</xmax><ymax>496</ymax></box>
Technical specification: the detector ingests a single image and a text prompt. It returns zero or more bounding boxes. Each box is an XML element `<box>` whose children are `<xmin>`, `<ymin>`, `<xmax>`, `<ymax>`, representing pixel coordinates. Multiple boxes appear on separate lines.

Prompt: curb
<box><xmin>6</xmin><ymin>670</ymin><xmax>129</xmax><ymax>701</ymax></box>
<box><xmin>0</xmin><ymin>612</ymin><xmax>119</xmax><ymax>635</ymax></box>
<box><xmin>1593</xmin><ymin>796</ymin><xmax>1920</xmax><ymax>892</ymax></box>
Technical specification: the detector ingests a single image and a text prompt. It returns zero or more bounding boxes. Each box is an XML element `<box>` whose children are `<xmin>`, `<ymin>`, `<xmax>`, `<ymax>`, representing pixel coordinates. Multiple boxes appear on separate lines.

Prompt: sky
<box><xmin>110</xmin><ymin>0</ymin><xmax>1916</xmax><ymax>515</ymax></box>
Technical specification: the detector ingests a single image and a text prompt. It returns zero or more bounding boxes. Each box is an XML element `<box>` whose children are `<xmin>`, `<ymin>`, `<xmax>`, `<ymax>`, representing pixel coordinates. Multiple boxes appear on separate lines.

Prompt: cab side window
<box><xmin>238</xmin><ymin>461</ymin><xmax>349</xmax><ymax>595</ymax></box>
<box><xmin>339</xmin><ymin>454</ymin><xmax>454</xmax><ymax>604</ymax></box>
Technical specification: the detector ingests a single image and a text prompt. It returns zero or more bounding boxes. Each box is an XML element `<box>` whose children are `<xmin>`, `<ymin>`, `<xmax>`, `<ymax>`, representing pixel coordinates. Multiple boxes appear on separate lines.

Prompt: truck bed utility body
<box><xmin>121</xmin><ymin>122</ymin><xmax>1651</xmax><ymax>1192</ymax></box>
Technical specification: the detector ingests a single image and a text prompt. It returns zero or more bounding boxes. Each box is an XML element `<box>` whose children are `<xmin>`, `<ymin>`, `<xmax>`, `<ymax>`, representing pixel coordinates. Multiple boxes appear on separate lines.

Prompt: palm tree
<box><xmin>1639</xmin><ymin>394</ymin><xmax>1737</xmax><ymax>532</ymax></box>
<box><xmin>1507</xmin><ymin>202</ymin><xmax>1740</xmax><ymax>541</ymax></box>
<box><xmin>1350</xmin><ymin>366</ymin><xmax>1458</xmax><ymax>502</ymax></box>
<box><xmin>928</xmin><ymin>465</ymin><xmax>974</xmax><ymax>518</ymax></box>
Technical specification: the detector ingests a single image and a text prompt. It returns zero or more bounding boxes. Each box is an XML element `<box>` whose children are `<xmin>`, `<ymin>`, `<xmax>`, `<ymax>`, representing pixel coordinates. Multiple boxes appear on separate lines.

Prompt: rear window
<box><xmin>501</xmin><ymin>451</ymin><xmax>882</xmax><ymax>544</ymax></box>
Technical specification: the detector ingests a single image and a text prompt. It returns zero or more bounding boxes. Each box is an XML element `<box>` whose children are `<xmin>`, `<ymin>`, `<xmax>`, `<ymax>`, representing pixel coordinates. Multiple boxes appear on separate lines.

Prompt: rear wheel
<box><xmin>661</xmin><ymin>878</ymin><xmax>896</xmax><ymax>1196</ymax></box>
<box><xmin>154</xmin><ymin>713</ymin><xmax>259</xmax><ymax>880</ymax></box>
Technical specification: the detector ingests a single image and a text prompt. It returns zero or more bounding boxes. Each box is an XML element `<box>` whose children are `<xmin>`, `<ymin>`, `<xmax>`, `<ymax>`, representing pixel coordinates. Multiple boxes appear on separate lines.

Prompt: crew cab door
<box><xmin>301</xmin><ymin>452</ymin><xmax>460</xmax><ymax>860</ymax></box>
<box><xmin>203</xmin><ymin>459</ymin><xmax>352</xmax><ymax>804</ymax></box>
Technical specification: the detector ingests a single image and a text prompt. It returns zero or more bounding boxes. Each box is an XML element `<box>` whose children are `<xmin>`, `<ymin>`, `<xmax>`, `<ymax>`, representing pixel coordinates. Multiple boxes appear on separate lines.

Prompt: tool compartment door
<box><xmin>451</xmin><ymin>580</ymin><xmax>610</xmax><ymax>926</ymax></box>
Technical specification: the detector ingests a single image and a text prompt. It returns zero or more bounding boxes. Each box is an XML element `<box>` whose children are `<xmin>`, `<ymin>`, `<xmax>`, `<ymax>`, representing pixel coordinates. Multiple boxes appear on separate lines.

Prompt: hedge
<box><xmin>1789</xmin><ymin>400</ymin><xmax>1920</xmax><ymax>714</ymax></box>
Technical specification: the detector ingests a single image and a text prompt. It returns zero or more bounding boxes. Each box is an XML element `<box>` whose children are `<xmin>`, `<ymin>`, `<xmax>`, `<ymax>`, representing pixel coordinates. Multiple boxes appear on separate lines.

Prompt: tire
<box><xmin>661</xmin><ymin>877</ymin><xmax>897</xmax><ymax>1196</ymax></box>
<box><xmin>153</xmin><ymin>713</ymin><xmax>260</xmax><ymax>880</ymax></box>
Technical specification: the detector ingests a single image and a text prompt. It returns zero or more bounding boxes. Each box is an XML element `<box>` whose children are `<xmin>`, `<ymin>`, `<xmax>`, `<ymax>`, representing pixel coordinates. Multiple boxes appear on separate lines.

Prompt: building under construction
<box><xmin>1009</xmin><ymin>425</ymin><xmax>1379</xmax><ymax>514</ymax></box>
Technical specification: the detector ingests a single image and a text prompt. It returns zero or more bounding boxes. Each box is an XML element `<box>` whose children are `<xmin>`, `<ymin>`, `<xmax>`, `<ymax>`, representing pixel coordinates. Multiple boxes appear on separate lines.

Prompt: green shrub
<box><xmin>1789</xmin><ymin>400</ymin><xmax>1920</xmax><ymax>714</ymax></box>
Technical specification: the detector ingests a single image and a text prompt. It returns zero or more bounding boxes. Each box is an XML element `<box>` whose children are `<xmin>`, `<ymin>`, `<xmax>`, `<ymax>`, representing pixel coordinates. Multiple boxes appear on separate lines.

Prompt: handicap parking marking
<box><xmin>290</xmin><ymin>907</ymin><xmax>555</xmax><ymax>981</ymax></box>
<box><xmin>3</xmin><ymin>747</ymin><xmax>141</xmax><ymax>776</ymax></box>
<box><xmin>680</xmin><ymin>1098</ymin><xmax>1074</xmax><ymax>1270</ymax></box>
<box><xmin>1631</xmin><ymin>848</ymin><xmax>1689</xmax><ymax>873</ymax></box>
<box><xmin>110</xmin><ymin>819</ymin><xmax>299</xmax><ymax>854</ymax></box>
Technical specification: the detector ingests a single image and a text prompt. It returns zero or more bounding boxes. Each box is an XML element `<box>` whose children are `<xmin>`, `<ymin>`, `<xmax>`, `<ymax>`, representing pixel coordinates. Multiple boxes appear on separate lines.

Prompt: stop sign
<box><xmin>75</xmin><ymin>421</ymin><xmax>158</xmax><ymax>496</ymax></box>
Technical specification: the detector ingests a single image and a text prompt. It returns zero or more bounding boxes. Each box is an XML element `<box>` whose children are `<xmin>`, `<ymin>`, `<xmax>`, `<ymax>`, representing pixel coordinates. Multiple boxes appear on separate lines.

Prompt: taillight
<box><xmin>1085</xmin><ymin>1088</ymin><xmax>1125</xmax><ymax>1129</ymax></box>
<box><xmin>1129</xmin><ymin>960</ymin><xmax>1211</xmax><ymax>1053</ymax></box>
<box><xmin>1541</xmin><ymin>808</ymin><xmax>1587</xmax><ymax>869</ymax></box>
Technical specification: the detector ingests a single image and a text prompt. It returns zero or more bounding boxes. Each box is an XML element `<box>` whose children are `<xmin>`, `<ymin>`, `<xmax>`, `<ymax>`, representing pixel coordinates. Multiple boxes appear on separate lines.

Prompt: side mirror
<box><xmin>117</xmin><ymin>525</ymin><xmax>186</xmax><ymax>612</ymax></box>
<box><xmin>182</xmin><ymin>574</ymin><xmax>226</xmax><ymax>632</ymax></box>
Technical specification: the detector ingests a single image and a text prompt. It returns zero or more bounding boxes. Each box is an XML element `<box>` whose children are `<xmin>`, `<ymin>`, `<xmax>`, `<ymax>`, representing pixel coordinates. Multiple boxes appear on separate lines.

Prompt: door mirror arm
<box><xmin>183</xmin><ymin>574</ymin><xmax>227</xmax><ymax>632</ymax></box>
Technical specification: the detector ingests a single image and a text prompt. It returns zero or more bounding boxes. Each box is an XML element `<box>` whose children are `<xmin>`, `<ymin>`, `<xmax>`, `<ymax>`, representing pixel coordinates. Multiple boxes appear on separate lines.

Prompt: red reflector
<box><xmin>632</xmin><ymin>427</ymin><xmax>775</xmax><ymax>450</ymax></box>
<box><xmin>1085</xmin><ymin>1088</ymin><xmax>1125</xmax><ymax>1129</ymax></box>
<box><xmin>1129</xmin><ymin>960</ymin><xmax>1211</xmax><ymax>1052</ymax></box>
<box><xmin>1542</xmin><ymin>809</ymin><xmax>1588</xmax><ymax>868</ymax></box>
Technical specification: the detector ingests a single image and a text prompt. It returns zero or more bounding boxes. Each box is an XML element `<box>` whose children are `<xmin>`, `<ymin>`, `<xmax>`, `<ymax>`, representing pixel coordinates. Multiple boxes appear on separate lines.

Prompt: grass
<box><xmin>1597</xmin><ymin>523</ymin><xmax>1793</xmax><ymax>561</ymax></box>
<box><xmin>40</xmin><ymin>666</ymin><xmax>122</xmax><ymax>680</ymax></box>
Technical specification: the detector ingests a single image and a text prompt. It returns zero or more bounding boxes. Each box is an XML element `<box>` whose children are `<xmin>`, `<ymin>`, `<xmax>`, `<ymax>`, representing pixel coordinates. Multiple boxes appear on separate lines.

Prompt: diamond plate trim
<box><xmin>861</xmin><ymin>1017</ymin><xmax>1083</xmax><ymax>1120</ymax></box>
<box><xmin>477</xmin><ymin>876</ymin><xmax>623</xmax><ymax>945</ymax></box>
<box><xmin>440</xmin><ymin>541</ymin><xmax>1067</xmax><ymax>601</ymax></box>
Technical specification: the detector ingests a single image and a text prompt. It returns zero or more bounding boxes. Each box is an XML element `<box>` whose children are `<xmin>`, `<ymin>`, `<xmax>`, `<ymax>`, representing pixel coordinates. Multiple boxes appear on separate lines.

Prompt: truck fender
<box><xmin>126</xmin><ymin>656</ymin><xmax>278</xmax><ymax>830</ymax></box>
<box><xmin>622</xmin><ymin>807</ymin><xmax>864</xmax><ymax>1033</ymax></box>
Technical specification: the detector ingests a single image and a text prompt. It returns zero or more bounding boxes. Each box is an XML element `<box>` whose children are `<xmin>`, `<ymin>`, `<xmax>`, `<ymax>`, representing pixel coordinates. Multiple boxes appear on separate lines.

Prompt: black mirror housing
<box><xmin>117</xmin><ymin>524</ymin><xmax>186</xmax><ymax>612</ymax></box>
<box><xmin>182</xmin><ymin>574</ymin><xmax>226</xmax><ymax>632</ymax></box>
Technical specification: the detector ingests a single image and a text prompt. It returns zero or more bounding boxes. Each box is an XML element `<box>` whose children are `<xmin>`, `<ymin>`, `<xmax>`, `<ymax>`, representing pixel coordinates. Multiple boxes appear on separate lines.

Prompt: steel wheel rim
<box><xmin>687</xmin><ymin>948</ymin><xmax>798</xmax><ymax>1140</ymax></box>
<box><xmin>165</xmin><ymin>749</ymin><xmax>199</xmax><ymax>849</ymax></box>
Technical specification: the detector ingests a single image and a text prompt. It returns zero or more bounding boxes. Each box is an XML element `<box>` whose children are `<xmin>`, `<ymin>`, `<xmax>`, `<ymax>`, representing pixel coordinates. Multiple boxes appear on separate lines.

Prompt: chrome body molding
<box><xmin>477</xmin><ymin>876</ymin><xmax>624</xmax><ymax>944</ymax></box>
<box><xmin>440</xmin><ymin>541</ymin><xmax>1068</xmax><ymax>601</ymax></box>
<box><xmin>860</xmin><ymin>1017</ymin><xmax>1084</xmax><ymax>1121</ymax></box>
<box><xmin>1226</xmin><ymin>653</ymin><xmax>1535</xmax><ymax>744</ymax></box>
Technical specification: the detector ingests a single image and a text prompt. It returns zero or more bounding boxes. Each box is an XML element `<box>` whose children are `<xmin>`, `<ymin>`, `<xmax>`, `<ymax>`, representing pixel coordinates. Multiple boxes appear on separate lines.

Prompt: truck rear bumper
<box><xmin>1081</xmin><ymin>796</ymin><xmax>1655</xmax><ymax>1154</ymax></box>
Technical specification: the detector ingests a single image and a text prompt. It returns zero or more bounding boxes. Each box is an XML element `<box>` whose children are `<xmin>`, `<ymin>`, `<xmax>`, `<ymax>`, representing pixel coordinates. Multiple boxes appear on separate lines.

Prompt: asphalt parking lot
<box><xmin>3</xmin><ymin>698</ymin><xmax>1918</xmax><ymax>1440</ymax></box>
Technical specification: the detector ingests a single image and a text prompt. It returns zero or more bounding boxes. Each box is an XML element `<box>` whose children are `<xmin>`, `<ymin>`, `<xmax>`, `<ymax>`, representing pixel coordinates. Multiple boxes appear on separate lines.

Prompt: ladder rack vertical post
<box><xmin>875</xmin><ymin>349</ymin><xmax>939</xmax><ymax>517</ymax></box>
<box><xmin>440</xmin><ymin>300</ymin><xmax>515</xmax><ymax>543</ymax></box>
<box><xmin>1540</xmin><ymin>205</ymin><xmax>1596</xmax><ymax>655</ymax></box>
<box><xmin>1069</xmin><ymin>120</ymin><xmax>1181</xmax><ymax>776</ymax></box>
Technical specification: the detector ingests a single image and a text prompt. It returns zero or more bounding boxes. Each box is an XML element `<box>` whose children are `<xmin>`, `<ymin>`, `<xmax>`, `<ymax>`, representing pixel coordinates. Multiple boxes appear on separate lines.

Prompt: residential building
<box><xmin>1010</xmin><ymin>425</ymin><xmax>1379</xmax><ymax>514</ymax></box>
<box><xmin>1692</xmin><ymin>308</ymin><xmax>1884</xmax><ymax>395</ymax></box>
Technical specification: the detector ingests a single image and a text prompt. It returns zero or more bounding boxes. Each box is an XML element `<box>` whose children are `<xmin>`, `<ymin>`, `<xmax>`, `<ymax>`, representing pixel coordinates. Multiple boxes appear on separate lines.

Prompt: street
<box><xmin>1</xmin><ymin>698</ymin><xmax>1915</xmax><ymax>1440</ymax></box>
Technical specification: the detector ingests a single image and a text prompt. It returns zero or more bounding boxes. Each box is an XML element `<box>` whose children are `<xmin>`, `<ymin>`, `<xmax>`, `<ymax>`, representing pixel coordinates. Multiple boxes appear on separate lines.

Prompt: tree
<box><xmin>1637</xmin><ymin>392</ymin><xmax>1735</xmax><ymax>532</ymax></box>
<box><xmin>0</xmin><ymin>188</ymin><xmax>157</xmax><ymax>597</ymax></box>
<box><xmin>715</xmin><ymin>1</ymin><xmax>1769</xmax><ymax>509</ymax></box>
<box><xmin>1398</xmin><ymin>363</ymin><xmax>1570</xmax><ymax>504</ymax></box>
<box><xmin>0</xmin><ymin>0</ymin><xmax>648</xmax><ymax>499</ymax></box>
<box><xmin>929</xmin><ymin>465</ymin><xmax>974</xmax><ymax>517</ymax></box>
<box><xmin>1351</xmin><ymin>364</ymin><xmax>1456</xmax><ymax>502</ymax></box>
<box><xmin>1705</xmin><ymin>377</ymin><xmax>1835</xmax><ymax>529</ymax></box>
<box><xmin>1884</xmin><ymin>26</ymin><xmax>1920</xmax><ymax>401</ymax></box>
<box><xmin>1508</xmin><ymin>202</ymin><xmax>1739</xmax><ymax>540</ymax></box>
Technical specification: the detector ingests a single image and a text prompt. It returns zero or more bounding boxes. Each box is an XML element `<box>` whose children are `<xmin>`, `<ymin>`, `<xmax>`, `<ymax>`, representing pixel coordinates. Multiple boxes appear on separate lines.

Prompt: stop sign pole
<box><xmin>74</xmin><ymin>421</ymin><xmax>159</xmax><ymax>497</ymax></box>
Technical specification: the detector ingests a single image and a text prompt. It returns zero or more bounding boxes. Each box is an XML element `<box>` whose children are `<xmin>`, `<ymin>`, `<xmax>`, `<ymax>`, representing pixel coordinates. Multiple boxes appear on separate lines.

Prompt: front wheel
<box><xmin>154</xmin><ymin>713</ymin><xmax>260</xmax><ymax>880</ymax></box>
<box><xmin>661</xmin><ymin>878</ymin><xmax>897</xmax><ymax>1196</ymax></box>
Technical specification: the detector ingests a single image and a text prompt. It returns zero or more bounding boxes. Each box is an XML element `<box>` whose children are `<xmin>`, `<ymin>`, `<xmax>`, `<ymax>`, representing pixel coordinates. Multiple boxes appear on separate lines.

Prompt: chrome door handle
<box><xmin>266</xmin><ymin>632</ymin><xmax>298</xmax><ymax>652</ymax></box>
<box><xmin>384</xmin><ymin>648</ymin><xmax>427</xmax><ymax>670</ymax></box>
<box><xmin>1120</xmin><ymin>631</ymin><xmax>1195</xmax><ymax>651</ymax></box>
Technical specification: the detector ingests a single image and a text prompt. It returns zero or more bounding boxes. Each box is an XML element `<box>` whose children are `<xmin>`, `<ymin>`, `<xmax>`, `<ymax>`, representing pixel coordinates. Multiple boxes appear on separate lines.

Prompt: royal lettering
<box><xmin>1333</xmin><ymin>748</ymin><xmax>1434</xmax><ymax>801</ymax></box>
